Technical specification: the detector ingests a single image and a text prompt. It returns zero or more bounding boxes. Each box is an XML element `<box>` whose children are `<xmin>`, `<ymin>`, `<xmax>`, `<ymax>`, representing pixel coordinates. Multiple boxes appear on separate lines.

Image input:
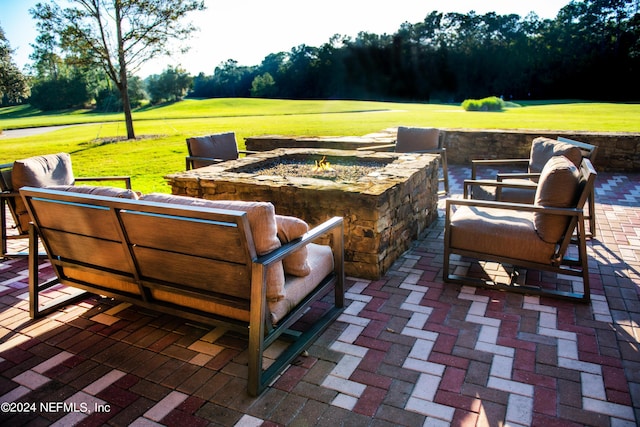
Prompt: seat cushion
<box><xmin>269</xmin><ymin>243</ymin><xmax>334</xmax><ymax>324</ymax></box>
<box><xmin>529</xmin><ymin>137</ymin><xmax>582</xmax><ymax>173</ymax></box>
<box><xmin>533</xmin><ymin>155</ymin><xmax>580</xmax><ymax>243</ymax></box>
<box><xmin>140</xmin><ymin>193</ymin><xmax>286</xmax><ymax>301</ymax></box>
<box><xmin>276</xmin><ymin>215</ymin><xmax>311</xmax><ymax>277</ymax></box>
<box><xmin>396</xmin><ymin>127</ymin><xmax>440</xmax><ymax>152</ymax></box>
<box><xmin>12</xmin><ymin>153</ymin><xmax>75</xmax><ymax>231</ymax></box>
<box><xmin>449</xmin><ymin>206</ymin><xmax>556</xmax><ymax>264</ymax></box>
<box><xmin>187</xmin><ymin>132</ymin><xmax>239</xmax><ymax>168</ymax></box>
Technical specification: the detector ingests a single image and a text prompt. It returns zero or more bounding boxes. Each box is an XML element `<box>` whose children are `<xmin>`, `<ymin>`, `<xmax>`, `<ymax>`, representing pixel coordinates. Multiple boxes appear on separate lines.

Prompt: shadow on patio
<box><xmin>0</xmin><ymin>164</ymin><xmax>638</xmax><ymax>426</ymax></box>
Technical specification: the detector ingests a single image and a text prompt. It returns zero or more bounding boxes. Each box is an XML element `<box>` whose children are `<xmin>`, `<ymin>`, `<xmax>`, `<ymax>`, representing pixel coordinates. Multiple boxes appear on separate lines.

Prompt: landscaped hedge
<box><xmin>461</xmin><ymin>96</ymin><xmax>505</xmax><ymax>112</ymax></box>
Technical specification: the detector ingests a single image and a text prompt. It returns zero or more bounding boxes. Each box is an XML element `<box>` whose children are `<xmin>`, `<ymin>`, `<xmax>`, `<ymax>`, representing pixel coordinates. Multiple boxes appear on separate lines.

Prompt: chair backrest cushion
<box><xmin>12</xmin><ymin>153</ymin><xmax>75</xmax><ymax>189</ymax></box>
<box><xmin>187</xmin><ymin>132</ymin><xmax>239</xmax><ymax>168</ymax></box>
<box><xmin>395</xmin><ymin>127</ymin><xmax>440</xmax><ymax>153</ymax></box>
<box><xmin>529</xmin><ymin>137</ymin><xmax>582</xmax><ymax>173</ymax></box>
<box><xmin>12</xmin><ymin>153</ymin><xmax>75</xmax><ymax>231</ymax></box>
<box><xmin>276</xmin><ymin>215</ymin><xmax>311</xmax><ymax>277</ymax></box>
<box><xmin>533</xmin><ymin>155</ymin><xmax>580</xmax><ymax>243</ymax></box>
<box><xmin>140</xmin><ymin>193</ymin><xmax>286</xmax><ymax>301</ymax></box>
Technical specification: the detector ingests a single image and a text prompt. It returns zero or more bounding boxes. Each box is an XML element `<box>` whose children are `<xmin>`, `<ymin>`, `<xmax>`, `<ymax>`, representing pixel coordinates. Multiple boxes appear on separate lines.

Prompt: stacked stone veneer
<box><xmin>165</xmin><ymin>148</ymin><xmax>439</xmax><ymax>279</ymax></box>
<box><xmin>441</xmin><ymin>129</ymin><xmax>640</xmax><ymax>171</ymax></box>
<box><xmin>246</xmin><ymin>129</ymin><xmax>640</xmax><ymax>171</ymax></box>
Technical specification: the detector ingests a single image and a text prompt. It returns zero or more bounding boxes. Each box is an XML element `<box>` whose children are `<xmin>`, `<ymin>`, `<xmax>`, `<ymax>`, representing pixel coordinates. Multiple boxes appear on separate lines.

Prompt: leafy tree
<box><xmin>146</xmin><ymin>66</ymin><xmax>192</xmax><ymax>104</ymax></box>
<box><xmin>210</xmin><ymin>59</ymin><xmax>256</xmax><ymax>97</ymax></box>
<box><xmin>190</xmin><ymin>72</ymin><xmax>215</xmax><ymax>98</ymax></box>
<box><xmin>27</xmin><ymin>16</ymin><xmax>95</xmax><ymax>110</ymax></box>
<box><xmin>29</xmin><ymin>72</ymin><xmax>90</xmax><ymax>110</ymax></box>
<box><xmin>31</xmin><ymin>0</ymin><xmax>205</xmax><ymax>139</ymax></box>
<box><xmin>250</xmin><ymin>72</ymin><xmax>276</xmax><ymax>98</ymax></box>
<box><xmin>0</xmin><ymin>26</ymin><xmax>29</xmax><ymax>105</ymax></box>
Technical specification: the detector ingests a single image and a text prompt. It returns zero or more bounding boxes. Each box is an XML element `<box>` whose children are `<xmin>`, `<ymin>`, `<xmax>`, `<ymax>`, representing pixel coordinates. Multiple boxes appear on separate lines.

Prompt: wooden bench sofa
<box><xmin>21</xmin><ymin>186</ymin><xmax>344</xmax><ymax>396</ymax></box>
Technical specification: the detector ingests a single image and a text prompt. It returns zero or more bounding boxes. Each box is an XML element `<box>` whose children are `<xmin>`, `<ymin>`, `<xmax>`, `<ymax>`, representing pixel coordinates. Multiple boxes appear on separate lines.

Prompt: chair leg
<box><xmin>587</xmin><ymin>187</ymin><xmax>596</xmax><ymax>238</ymax></box>
<box><xmin>1</xmin><ymin>199</ymin><xmax>7</xmax><ymax>257</ymax></box>
<box><xmin>441</xmin><ymin>151</ymin><xmax>449</xmax><ymax>195</ymax></box>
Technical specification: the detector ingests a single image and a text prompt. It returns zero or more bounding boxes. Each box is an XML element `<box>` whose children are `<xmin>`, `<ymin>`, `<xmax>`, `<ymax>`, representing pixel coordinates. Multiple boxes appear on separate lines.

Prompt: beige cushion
<box><xmin>139</xmin><ymin>193</ymin><xmax>286</xmax><ymax>301</ymax></box>
<box><xmin>46</xmin><ymin>185</ymin><xmax>139</xmax><ymax>199</ymax></box>
<box><xmin>276</xmin><ymin>215</ymin><xmax>311</xmax><ymax>277</ymax></box>
<box><xmin>187</xmin><ymin>132</ymin><xmax>239</xmax><ymax>168</ymax></box>
<box><xmin>529</xmin><ymin>137</ymin><xmax>582</xmax><ymax>173</ymax></box>
<box><xmin>449</xmin><ymin>206</ymin><xmax>556</xmax><ymax>264</ymax></box>
<box><xmin>396</xmin><ymin>127</ymin><xmax>440</xmax><ymax>152</ymax></box>
<box><xmin>533</xmin><ymin>156</ymin><xmax>580</xmax><ymax>243</ymax></box>
<box><xmin>269</xmin><ymin>243</ymin><xmax>334</xmax><ymax>324</ymax></box>
<box><xmin>12</xmin><ymin>153</ymin><xmax>75</xmax><ymax>231</ymax></box>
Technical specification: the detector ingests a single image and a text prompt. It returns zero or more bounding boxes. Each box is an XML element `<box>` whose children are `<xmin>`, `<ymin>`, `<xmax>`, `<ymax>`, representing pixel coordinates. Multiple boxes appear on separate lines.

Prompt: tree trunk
<box><xmin>115</xmin><ymin>1</ymin><xmax>135</xmax><ymax>140</ymax></box>
<box><xmin>120</xmin><ymin>79</ymin><xmax>135</xmax><ymax>139</ymax></box>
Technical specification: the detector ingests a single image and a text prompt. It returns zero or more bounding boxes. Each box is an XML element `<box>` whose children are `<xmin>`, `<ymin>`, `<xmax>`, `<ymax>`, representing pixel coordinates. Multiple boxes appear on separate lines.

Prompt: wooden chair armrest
<box><xmin>446</xmin><ymin>197</ymin><xmax>581</xmax><ymax>217</ymax></box>
<box><xmin>75</xmin><ymin>176</ymin><xmax>132</xmax><ymax>189</ymax></box>
<box><xmin>471</xmin><ymin>158</ymin><xmax>530</xmax><ymax>166</ymax></box>
<box><xmin>186</xmin><ymin>155</ymin><xmax>225</xmax><ymax>163</ymax></box>
<box><xmin>0</xmin><ymin>190</ymin><xmax>20</xmax><ymax>198</ymax></box>
<box><xmin>462</xmin><ymin>179</ymin><xmax>538</xmax><ymax>198</ymax></box>
<box><xmin>185</xmin><ymin>155</ymin><xmax>225</xmax><ymax>170</ymax></box>
<box><xmin>497</xmin><ymin>173</ymin><xmax>541</xmax><ymax>181</ymax></box>
<box><xmin>407</xmin><ymin>147</ymin><xmax>445</xmax><ymax>154</ymax></box>
<box><xmin>356</xmin><ymin>143</ymin><xmax>396</xmax><ymax>152</ymax></box>
<box><xmin>471</xmin><ymin>158</ymin><xmax>529</xmax><ymax>179</ymax></box>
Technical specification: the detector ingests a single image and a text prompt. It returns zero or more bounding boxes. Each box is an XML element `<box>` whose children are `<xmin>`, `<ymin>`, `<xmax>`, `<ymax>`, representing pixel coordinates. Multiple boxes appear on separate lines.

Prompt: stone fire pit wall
<box><xmin>165</xmin><ymin>148</ymin><xmax>439</xmax><ymax>279</ymax></box>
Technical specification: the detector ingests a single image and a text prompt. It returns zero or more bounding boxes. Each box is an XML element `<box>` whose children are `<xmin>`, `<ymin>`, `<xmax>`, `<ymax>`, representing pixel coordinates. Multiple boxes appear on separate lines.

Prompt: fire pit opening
<box><xmin>231</xmin><ymin>154</ymin><xmax>390</xmax><ymax>182</ymax></box>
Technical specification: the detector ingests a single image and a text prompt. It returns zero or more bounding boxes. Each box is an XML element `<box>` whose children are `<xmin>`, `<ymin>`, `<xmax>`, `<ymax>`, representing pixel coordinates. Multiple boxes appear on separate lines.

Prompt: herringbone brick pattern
<box><xmin>0</xmin><ymin>165</ymin><xmax>638</xmax><ymax>426</ymax></box>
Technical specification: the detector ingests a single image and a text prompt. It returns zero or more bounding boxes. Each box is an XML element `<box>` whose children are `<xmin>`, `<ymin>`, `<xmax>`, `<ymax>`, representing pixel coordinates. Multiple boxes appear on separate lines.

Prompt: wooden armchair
<box><xmin>444</xmin><ymin>156</ymin><xmax>597</xmax><ymax>302</ymax></box>
<box><xmin>468</xmin><ymin>136</ymin><xmax>598</xmax><ymax>237</ymax></box>
<box><xmin>1</xmin><ymin>153</ymin><xmax>131</xmax><ymax>257</ymax></box>
<box><xmin>357</xmin><ymin>126</ymin><xmax>449</xmax><ymax>195</ymax></box>
<box><xmin>186</xmin><ymin>131</ymin><xmax>258</xmax><ymax>170</ymax></box>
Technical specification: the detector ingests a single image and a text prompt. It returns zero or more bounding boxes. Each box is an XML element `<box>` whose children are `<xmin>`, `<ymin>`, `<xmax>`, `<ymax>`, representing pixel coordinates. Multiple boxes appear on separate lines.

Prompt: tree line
<box><xmin>1</xmin><ymin>0</ymin><xmax>639</xmax><ymax>115</ymax></box>
<box><xmin>192</xmin><ymin>0</ymin><xmax>640</xmax><ymax>102</ymax></box>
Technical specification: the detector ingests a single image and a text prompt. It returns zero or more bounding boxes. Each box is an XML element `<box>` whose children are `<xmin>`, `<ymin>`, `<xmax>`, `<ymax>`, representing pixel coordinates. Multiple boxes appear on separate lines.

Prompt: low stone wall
<box><xmin>442</xmin><ymin>130</ymin><xmax>640</xmax><ymax>171</ymax></box>
<box><xmin>245</xmin><ymin>129</ymin><xmax>640</xmax><ymax>172</ymax></box>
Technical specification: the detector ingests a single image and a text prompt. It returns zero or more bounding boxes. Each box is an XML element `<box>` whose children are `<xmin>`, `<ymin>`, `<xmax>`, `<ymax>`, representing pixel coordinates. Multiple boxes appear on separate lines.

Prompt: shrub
<box><xmin>461</xmin><ymin>96</ymin><xmax>505</xmax><ymax>112</ymax></box>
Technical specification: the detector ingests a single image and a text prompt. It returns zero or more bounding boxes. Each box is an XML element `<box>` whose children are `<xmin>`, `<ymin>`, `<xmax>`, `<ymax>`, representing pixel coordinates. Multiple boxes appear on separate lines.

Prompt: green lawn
<box><xmin>1</xmin><ymin>98</ymin><xmax>638</xmax><ymax>193</ymax></box>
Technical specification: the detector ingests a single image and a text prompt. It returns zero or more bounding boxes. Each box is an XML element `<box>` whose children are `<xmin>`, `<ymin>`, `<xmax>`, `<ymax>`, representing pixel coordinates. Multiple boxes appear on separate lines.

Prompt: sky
<box><xmin>1</xmin><ymin>0</ymin><xmax>571</xmax><ymax>78</ymax></box>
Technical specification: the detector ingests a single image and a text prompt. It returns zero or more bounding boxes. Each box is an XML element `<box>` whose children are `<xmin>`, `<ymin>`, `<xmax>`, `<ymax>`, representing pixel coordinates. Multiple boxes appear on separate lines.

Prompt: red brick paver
<box><xmin>0</xmin><ymin>165</ymin><xmax>638</xmax><ymax>426</ymax></box>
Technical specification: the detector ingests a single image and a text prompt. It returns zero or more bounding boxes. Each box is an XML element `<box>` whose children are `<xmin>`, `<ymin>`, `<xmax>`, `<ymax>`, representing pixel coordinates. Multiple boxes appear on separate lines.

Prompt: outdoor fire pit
<box><xmin>165</xmin><ymin>148</ymin><xmax>439</xmax><ymax>279</ymax></box>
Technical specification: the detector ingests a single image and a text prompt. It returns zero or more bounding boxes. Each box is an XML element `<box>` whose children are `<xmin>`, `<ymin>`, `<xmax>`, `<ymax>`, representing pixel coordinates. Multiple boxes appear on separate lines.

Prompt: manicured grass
<box><xmin>1</xmin><ymin>98</ymin><xmax>638</xmax><ymax>193</ymax></box>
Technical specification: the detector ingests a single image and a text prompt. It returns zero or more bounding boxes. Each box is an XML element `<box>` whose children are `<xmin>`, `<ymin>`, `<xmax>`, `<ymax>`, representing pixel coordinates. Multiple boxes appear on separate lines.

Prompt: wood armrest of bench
<box><xmin>356</xmin><ymin>143</ymin><xmax>396</xmax><ymax>151</ymax></box>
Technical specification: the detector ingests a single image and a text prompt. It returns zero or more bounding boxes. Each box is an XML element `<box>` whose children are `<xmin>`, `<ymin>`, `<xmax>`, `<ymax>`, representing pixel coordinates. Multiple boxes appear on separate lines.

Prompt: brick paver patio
<box><xmin>0</xmin><ymin>165</ymin><xmax>638</xmax><ymax>426</ymax></box>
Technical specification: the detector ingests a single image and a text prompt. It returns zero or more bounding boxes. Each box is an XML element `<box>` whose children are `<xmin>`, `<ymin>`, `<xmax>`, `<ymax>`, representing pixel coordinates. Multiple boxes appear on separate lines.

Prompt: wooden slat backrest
<box><xmin>21</xmin><ymin>187</ymin><xmax>256</xmax><ymax>299</ymax></box>
<box><xmin>26</xmin><ymin>196</ymin><xmax>132</xmax><ymax>273</ymax></box>
<box><xmin>119</xmin><ymin>210</ymin><xmax>254</xmax><ymax>297</ymax></box>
